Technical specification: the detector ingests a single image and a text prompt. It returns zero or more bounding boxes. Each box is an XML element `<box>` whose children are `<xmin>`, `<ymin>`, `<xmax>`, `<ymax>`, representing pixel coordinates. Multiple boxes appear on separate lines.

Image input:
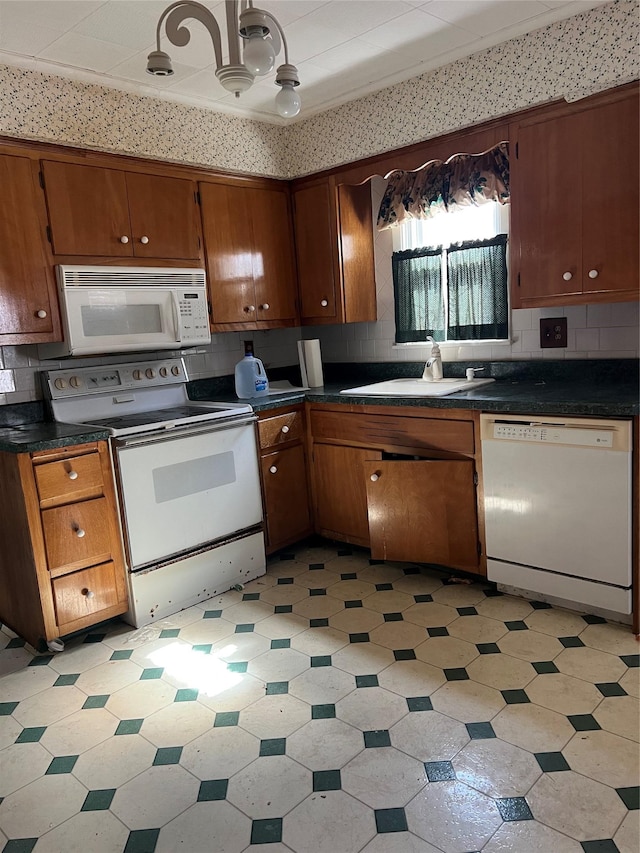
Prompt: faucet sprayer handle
<box><xmin>466</xmin><ymin>367</ymin><xmax>485</xmax><ymax>380</ymax></box>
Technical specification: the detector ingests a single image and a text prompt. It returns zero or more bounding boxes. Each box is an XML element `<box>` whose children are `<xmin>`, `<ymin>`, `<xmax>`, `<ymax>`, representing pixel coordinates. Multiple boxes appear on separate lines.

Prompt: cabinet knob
<box><xmin>370</xmin><ymin>472</ymin><xmax>380</xmax><ymax>482</ymax></box>
<box><xmin>269</xmin><ymin>465</ymin><xmax>278</xmax><ymax>474</ymax></box>
<box><xmin>588</xmin><ymin>269</ymin><xmax>599</xmax><ymax>279</ymax></box>
<box><xmin>35</xmin><ymin>309</ymin><xmax>48</xmax><ymax>319</ymax></box>
<box><xmin>260</xmin><ymin>303</ymin><xmax>270</xmax><ymax>311</ymax></box>
<box><xmin>562</xmin><ymin>271</ymin><xmax>572</xmax><ymax>281</ymax></box>
<box><xmin>74</xmin><ymin>527</ymin><xmax>86</xmax><ymax>538</ymax></box>
<box><xmin>140</xmin><ymin>236</ymin><xmax>149</xmax><ymax>244</ymax></box>
<box><xmin>67</xmin><ymin>470</ymin><xmax>79</xmax><ymax>481</ymax></box>
<box><xmin>245</xmin><ymin>305</ymin><xmax>255</xmax><ymax>313</ymax></box>
<box><xmin>120</xmin><ymin>235</ymin><xmax>129</xmax><ymax>244</ymax></box>
<box><xmin>281</xmin><ymin>425</ymin><xmax>290</xmax><ymax>434</ymax></box>
<box><xmin>320</xmin><ymin>299</ymin><xmax>329</xmax><ymax>307</ymax></box>
<box><xmin>82</xmin><ymin>588</ymin><xmax>95</xmax><ymax>599</ymax></box>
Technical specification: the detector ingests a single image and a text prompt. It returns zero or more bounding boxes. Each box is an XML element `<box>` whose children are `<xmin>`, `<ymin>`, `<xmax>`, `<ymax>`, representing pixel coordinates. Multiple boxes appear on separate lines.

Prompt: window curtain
<box><xmin>447</xmin><ymin>235</ymin><xmax>508</xmax><ymax>340</ymax></box>
<box><xmin>392</xmin><ymin>246</ymin><xmax>444</xmax><ymax>343</ymax></box>
<box><xmin>377</xmin><ymin>142</ymin><xmax>510</xmax><ymax>230</ymax></box>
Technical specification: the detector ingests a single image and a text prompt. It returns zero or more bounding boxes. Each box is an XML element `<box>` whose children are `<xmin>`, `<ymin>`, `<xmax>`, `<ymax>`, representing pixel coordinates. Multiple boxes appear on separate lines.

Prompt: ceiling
<box><xmin>0</xmin><ymin>0</ymin><xmax>610</xmax><ymax>123</ymax></box>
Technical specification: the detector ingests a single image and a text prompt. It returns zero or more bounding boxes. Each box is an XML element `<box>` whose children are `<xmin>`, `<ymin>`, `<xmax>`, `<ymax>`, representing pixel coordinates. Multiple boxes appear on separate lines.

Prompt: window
<box><xmin>392</xmin><ymin>201</ymin><xmax>510</xmax><ymax>344</ymax></box>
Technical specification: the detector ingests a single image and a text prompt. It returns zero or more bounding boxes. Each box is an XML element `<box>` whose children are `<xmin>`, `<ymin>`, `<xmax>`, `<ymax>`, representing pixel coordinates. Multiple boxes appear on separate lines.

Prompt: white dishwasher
<box><xmin>480</xmin><ymin>413</ymin><xmax>632</xmax><ymax>616</ymax></box>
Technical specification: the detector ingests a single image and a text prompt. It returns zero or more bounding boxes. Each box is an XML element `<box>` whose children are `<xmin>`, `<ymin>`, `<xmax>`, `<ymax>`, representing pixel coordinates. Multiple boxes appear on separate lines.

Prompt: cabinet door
<box><xmin>365</xmin><ymin>459</ymin><xmax>480</xmax><ymax>572</ymax></box>
<box><xmin>126</xmin><ymin>172</ymin><xmax>200</xmax><ymax>260</ymax></box>
<box><xmin>200</xmin><ymin>182</ymin><xmax>258</xmax><ymax>326</ymax></box>
<box><xmin>313</xmin><ymin>443</ymin><xmax>382</xmax><ymax>546</ymax></box>
<box><xmin>293</xmin><ymin>181</ymin><xmax>338</xmax><ymax>321</ymax></box>
<box><xmin>581</xmin><ymin>95</ymin><xmax>639</xmax><ymax>298</ymax></box>
<box><xmin>42</xmin><ymin>160</ymin><xmax>132</xmax><ymax>257</ymax></box>
<box><xmin>0</xmin><ymin>155</ymin><xmax>57</xmax><ymax>337</ymax></box>
<box><xmin>338</xmin><ymin>183</ymin><xmax>377</xmax><ymax>323</ymax></box>
<box><xmin>249</xmin><ymin>186</ymin><xmax>297</xmax><ymax>323</ymax></box>
<box><xmin>261</xmin><ymin>445</ymin><xmax>312</xmax><ymax>552</ymax></box>
<box><xmin>513</xmin><ymin>113</ymin><xmax>583</xmax><ymax>304</ymax></box>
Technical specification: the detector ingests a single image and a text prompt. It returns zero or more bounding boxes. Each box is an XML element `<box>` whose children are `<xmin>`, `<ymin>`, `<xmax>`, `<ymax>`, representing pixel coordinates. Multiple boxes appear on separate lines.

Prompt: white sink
<box><xmin>340</xmin><ymin>377</ymin><xmax>495</xmax><ymax>397</ymax></box>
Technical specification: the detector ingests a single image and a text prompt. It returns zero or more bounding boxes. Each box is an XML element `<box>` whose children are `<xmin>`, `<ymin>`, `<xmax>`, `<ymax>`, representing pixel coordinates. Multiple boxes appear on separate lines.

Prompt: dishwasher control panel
<box><xmin>492</xmin><ymin>423</ymin><xmax>614</xmax><ymax>448</ymax></box>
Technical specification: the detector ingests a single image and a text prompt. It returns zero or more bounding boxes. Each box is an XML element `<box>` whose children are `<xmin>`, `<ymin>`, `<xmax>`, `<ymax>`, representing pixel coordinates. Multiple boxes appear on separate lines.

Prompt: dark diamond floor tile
<box><xmin>53</xmin><ymin>673</ymin><xmax>79</xmax><ymax>686</ymax></box>
<box><xmin>597</xmin><ymin>682</ymin><xmax>627</xmax><ymax>697</ymax></box>
<box><xmin>277</xmin><ymin>578</ymin><xmax>294</xmax><ymax>585</ymax></box>
<box><xmin>275</xmin><ymin>605</ymin><xmax>293</xmax><ymax>614</ymax></box>
<box><xmin>533</xmin><ymin>661</ymin><xmax>559</xmax><ymax>674</ymax></box>
<box><xmin>279</xmin><ymin>552</ymin><xmax>296</xmax><ymax>561</ymax></box>
<box><xmin>243</xmin><ymin>593</ymin><xmax>260</xmax><ymax>601</ymax></box>
<box><xmin>309</xmin><ymin>563</ymin><xmax>325</xmax><ymax>570</ymax></box>
<box><xmin>560</xmin><ymin>636</ymin><xmax>585</xmax><ymax>648</ymax></box>
<box><xmin>403</xmin><ymin>567</ymin><xmax>420</xmax><ymax>575</ymax></box>
<box><xmin>345</xmin><ymin>600</ymin><xmax>363</xmax><ymax>609</ymax></box>
<box><xmin>251</xmin><ymin>818</ymin><xmax>283</xmax><ymax>845</ymax></box>
<box><xmin>0</xmin><ymin>702</ymin><xmax>18</xmax><ymax>715</ymax></box>
<box><xmin>153</xmin><ymin>746</ymin><xmax>182</xmax><ymax>766</ymax></box>
<box><xmin>501</xmin><ymin>689</ymin><xmax>530</xmax><ymax>704</ymax></box>
<box><xmin>407</xmin><ymin>696</ymin><xmax>433</xmax><ymax>712</ymax></box>
<box><xmin>83</xmin><ymin>695</ymin><xmax>109</xmax><ymax>709</ymax></box>
<box><xmin>29</xmin><ymin>655</ymin><xmax>53</xmax><ymax>666</ymax></box>
<box><xmin>484</xmin><ymin>588</ymin><xmax>503</xmax><ymax>598</ymax></box>
<box><xmin>384</xmin><ymin>612</ymin><xmax>404</xmax><ymax>622</ymax></box>
<box><xmin>364</xmin><ymin>730</ymin><xmax>391</xmax><ymax>748</ymax></box>
<box><xmin>477</xmin><ymin>643</ymin><xmax>501</xmax><ymax>655</ymax></box>
<box><xmin>394</xmin><ymin>649</ymin><xmax>416</xmax><ymax>661</ymax></box>
<box><xmin>427</xmin><ymin>626</ymin><xmax>449</xmax><ymax>637</ymax></box>
<box><xmin>175</xmin><ymin>688</ymin><xmax>198</xmax><ymax>702</ymax></box>
<box><xmin>369</xmin><ymin>559</ymin><xmax>385</xmax><ymax>565</ymax></box>
<box><xmin>83</xmin><ymin>633</ymin><xmax>106</xmax><ymax>644</ymax></box>
<box><xmin>310</xmin><ymin>589</ymin><xmax>327</xmax><ymax>597</ymax></box>
<box><xmin>466</xmin><ymin>722</ymin><xmax>496</xmax><ymax>740</ymax></box>
<box><xmin>535</xmin><ymin>752</ymin><xmax>570</xmax><ymax>772</ymax></box>
<box><xmin>271</xmin><ymin>639</ymin><xmax>291</xmax><ymax>650</ymax></box>
<box><xmin>457</xmin><ymin>607</ymin><xmax>478</xmax><ymax>616</ymax></box>
<box><xmin>376</xmin><ymin>583</ymin><xmax>393</xmax><ymax>591</ymax></box>
<box><xmin>140</xmin><ymin>668</ymin><xmax>164</xmax><ymax>680</ymax></box>
<box><xmin>260</xmin><ymin>738</ymin><xmax>286</xmax><ymax>756</ymax></box>
<box><xmin>3</xmin><ymin>839</ymin><xmax>38</xmax><ymax>853</ymax></box>
<box><xmin>227</xmin><ymin>661</ymin><xmax>248</xmax><ymax>674</ymax></box>
<box><xmin>568</xmin><ymin>714</ymin><xmax>601</xmax><ymax>732</ymax></box>
<box><xmin>214</xmin><ymin>711</ymin><xmax>240</xmax><ymax>728</ymax></box>
<box><xmin>15</xmin><ymin>726</ymin><xmax>46</xmax><ymax>743</ymax></box>
<box><xmin>349</xmin><ymin>633</ymin><xmax>369</xmax><ymax>643</ymax></box>
<box><xmin>341</xmin><ymin>573</ymin><xmax>358</xmax><ymax>581</ymax></box>
<box><xmin>582</xmin><ymin>614</ymin><xmax>607</xmax><ymax>624</ymax></box>
<box><xmin>530</xmin><ymin>600</ymin><xmax>551</xmax><ymax>609</ymax></box>
<box><xmin>414</xmin><ymin>594</ymin><xmax>433</xmax><ymax>603</ymax></box>
<box><xmin>338</xmin><ymin>549</ymin><xmax>353</xmax><ymax>557</ymax></box>
<box><xmin>313</xmin><ymin>769</ymin><xmax>342</xmax><ymax>791</ymax></box>
<box><xmin>375</xmin><ymin>807</ymin><xmax>408</xmax><ymax>833</ymax></box>
<box><xmin>203</xmin><ymin>609</ymin><xmax>222</xmax><ymax>619</ymax></box>
<box><xmin>159</xmin><ymin>629</ymin><xmax>180</xmax><ymax>639</ymax></box>
<box><xmin>266</xmin><ymin>681</ymin><xmax>288</xmax><ymax>695</ymax></box>
<box><xmin>310</xmin><ymin>618</ymin><xmax>329</xmax><ymax>628</ymax></box>
<box><xmin>356</xmin><ymin>675</ymin><xmax>379</xmax><ymax>688</ymax></box>
<box><xmin>198</xmin><ymin>779</ymin><xmax>228</xmax><ymax>801</ymax></box>
<box><xmin>235</xmin><ymin>623</ymin><xmax>255</xmax><ymax>633</ymax></box>
<box><xmin>46</xmin><ymin>755</ymin><xmax>78</xmax><ymax>774</ymax></box>
<box><xmin>505</xmin><ymin>621</ymin><xmax>528</xmax><ymax>631</ymax></box>
<box><xmin>116</xmin><ymin>719</ymin><xmax>143</xmax><ymax>736</ymax></box>
<box><xmin>425</xmin><ymin>760</ymin><xmax>456</xmax><ymax>781</ymax></box>
<box><xmin>496</xmin><ymin>797</ymin><xmax>534</xmax><ymax>821</ymax></box>
<box><xmin>5</xmin><ymin>637</ymin><xmax>26</xmax><ymax>649</ymax></box>
<box><xmin>580</xmin><ymin>842</ymin><xmax>621</xmax><ymax>853</ymax></box>
<box><xmin>444</xmin><ymin>668</ymin><xmax>469</xmax><ymax>681</ymax></box>
<box><xmin>82</xmin><ymin>789</ymin><xmax>116</xmax><ymax>811</ymax></box>
<box><xmin>110</xmin><ymin>649</ymin><xmax>133</xmax><ymax>661</ymax></box>
<box><xmin>124</xmin><ymin>828</ymin><xmax>160</xmax><ymax>853</ymax></box>
<box><xmin>620</xmin><ymin>655</ymin><xmax>640</xmax><ymax>667</ymax></box>
<box><xmin>312</xmin><ymin>704</ymin><xmax>336</xmax><ymax>719</ymax></box>
<box><xmin>616</xmin><ymin>786</ymin><xmax>640</xmax><ymax>810</ymax></box>
<box><xmin>311</xmin><ymin>656</ymin><xmax>332</xmax><ymax>667</ymax></box>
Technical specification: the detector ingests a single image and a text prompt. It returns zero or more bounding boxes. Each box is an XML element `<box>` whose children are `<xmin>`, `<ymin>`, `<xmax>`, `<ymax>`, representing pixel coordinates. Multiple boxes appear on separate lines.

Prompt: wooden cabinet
<box><xmin>0</xmin><ymin>153</ymin><xmax>61</xmax><ymax>344</ymax></box>
<box><xmin>257</xmin><ymin>406</ymin><xmax>312</xmax><ymax>553</ymax></box>
<box><xmin>0</xmin><ymin>441</ymin><xmax>128</xmax><ymax>649</ymax></box>
<box><xmin>292</xmin><ymin>176</ymin><xmax>377</xmax><ymax>325</ymax></box>
<box><xmin>309</xmin><ymin>404</ymin><xmax>485</xmax><ymax>575</ymax></box>
<box><xmin>41</xmin><ymin>160</ymin><xmax>201</xmax><ymax>260</ymax></box>
<box><xmin>511</xmin><ymin>85</ymin><xmax>639</xmax><ymax>308</ymax></box>
<box><xmin>200</xmin><ymin>179</ymin><xmax>298</xmax><ymax>331</ymax></box>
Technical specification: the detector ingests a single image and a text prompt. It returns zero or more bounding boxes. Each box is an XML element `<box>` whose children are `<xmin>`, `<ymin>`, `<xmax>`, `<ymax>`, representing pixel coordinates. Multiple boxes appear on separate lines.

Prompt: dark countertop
<box><xmin>0</xmin><ymin>421</ymin><xmax>111</xmax><ymax>454</ymax></box>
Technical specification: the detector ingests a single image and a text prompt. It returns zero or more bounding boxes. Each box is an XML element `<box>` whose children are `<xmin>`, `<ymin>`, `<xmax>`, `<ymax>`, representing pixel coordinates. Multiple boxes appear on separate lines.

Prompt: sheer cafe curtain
<box><xmin>378</xmin><ymin>143</ymin><xmax>510</xmax><ymax>344</ymax></box>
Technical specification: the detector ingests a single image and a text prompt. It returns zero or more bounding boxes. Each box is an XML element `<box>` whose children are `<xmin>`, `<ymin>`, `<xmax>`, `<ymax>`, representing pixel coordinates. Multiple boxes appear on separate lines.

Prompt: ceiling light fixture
<box><xmin>146</xmin><ymin>0</ymin><xmax>301</xmax><ymax>119</ymax></box>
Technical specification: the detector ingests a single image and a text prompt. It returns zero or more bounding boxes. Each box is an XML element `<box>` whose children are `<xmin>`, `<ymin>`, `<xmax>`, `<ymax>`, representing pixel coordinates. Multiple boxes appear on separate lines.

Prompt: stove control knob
<box><xmin>69</xmin><ymin>376</ymin><xmax>81</xmax><ymax>388</ymax></box>
<box><xmin>54</xmin><ymin>378</ymin><xmax>67</xmax><ymax>390</ymax></box>
<box><xmin>145</xmin><ymin>368</ymin><xmax>156</xmax><ymax>379</ymax></box>
<box><xmin>159</xmin><ymin>367</ymin><xmax>168</xmax><ymax>378</ymax></box>
<box><xmin>171</xmin><ymin>365</ymin><xmax>181</xmax><ymax>376</ymax></box>
<box><xmin>133</xmin><ymin>369</ymin><xmax>143</xmax><ymax>380</ymax></box>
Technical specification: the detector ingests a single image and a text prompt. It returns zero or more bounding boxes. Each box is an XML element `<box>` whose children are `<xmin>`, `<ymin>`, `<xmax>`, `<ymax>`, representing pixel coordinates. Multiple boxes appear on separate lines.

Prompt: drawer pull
<box><xmin>36</xmin><ymin>309</ymin><xmax>48</xmax><ymax>319</ymax></box>
<box><xmin>281</xmin><ymin>425</ymin><xmax>290</xmax><ymax>434</ymax></box>
<box><xmin>120</xmin><ymin>235</ymin><xmax>129</xmax><ymax>244</ymax></box>
<box><xmin>370</xmin><ymin>472</ymin><xmax>380</xmax><ymax>482</ymax></box>
<box><xmin>82</xmin><ymin>588</ymin><xmax>95</xmax><ymax>599</ymax></box>
<box><xmin>74</xmin><ymin>527</ymin><xmax>86</xmax><ymax>538</ymax></box>
<box><xmin>67</xmin><ymin>470</ymin><xmax>79</xmax><ymax>480</ymax></box>
<box><xmin>320</xmin><ymin>299</ymin><xmax>328</xmax><ymax>307</ymax></box>
<box><xmin>140</xmin><ymin>235</ymin><xmax>149</xmax><ymax>244</ymax></box>
<box><xmin>260</xmin><ymin>303</ymin><xmax>270</xmax><ymax>310</ymax></box>
<box><xmin>562</xmin><ymin>271</ymin><xmax>572</xmax><ymax>281</ymax></box>
<box><xmin>269</xmin><ymin>465</ymin><xmax>278</xmax><ymax>474</ymax></box>
<box><xmin>588</xmin><ymin>269</ymin><xmax>599</xmax><ymax>279</ymax></box>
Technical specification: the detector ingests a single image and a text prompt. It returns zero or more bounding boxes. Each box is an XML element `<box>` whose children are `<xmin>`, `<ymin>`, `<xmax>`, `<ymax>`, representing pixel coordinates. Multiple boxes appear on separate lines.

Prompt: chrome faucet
<box><xmin>422</xmin><ymin>336</ymin><xmax>443</xmax><ymax>381</ymax></box>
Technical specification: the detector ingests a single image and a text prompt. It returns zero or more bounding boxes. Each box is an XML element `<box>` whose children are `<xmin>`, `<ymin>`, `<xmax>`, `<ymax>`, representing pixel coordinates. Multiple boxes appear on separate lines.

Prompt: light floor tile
<box><xmin>448</xmin><ymin>614</ymin><xmax>508</xmax><ymax>645</ymax></box>
<box><xmin>492</xmin><ymin>702</ymin><xmax>575</xmax><ymax>752</ymax></box>
<box><xmin>466</xmin><ymin>653</ymin><xmax>536</xmax><ymax>690</ymax></box>
<box><xmin>328</xmin><ymin>579</ymin><xmax>377</xmax><ymax>602</ymax></box>
<box><xmin>476</xmin><ymin>595</ymin><xmax>534</xmax><ymax>622</ymax></box>
<box><xmin>341</xmin><ymin>746</ymin><xmax>426</xmax><ymax>808</ymax></box>
<box><xmin>525</xmin><ymin>607</ymin><xmax>590</xmax><ymax>637</ymax></box>
<box><xmin>110</xmin><ymin>764</ymin><xmax>199</xmax><ymax>829</ymax></box>
<box><xmin>620</xmin><ymin>668</ymin><xmax>640</xmax><ymax>698</ymax></box>
<box><xmin>555</xmin><ymin>646</ymin><xmax>628</xmax><ymax>683</ymax></box>
<box><xmin>0</xmin><ymin>716</ymin><xmax>22</xmax><ymax>750</ymax></box>
<box><xmin>331</xmin><ymin>642</ymin><xmax>395</xmax><ymax>676</ymax></box>
<box><xmin>360</xmin><ymin>832</ymin><xmax>442</xmax><ymax>853</ymax></box>
<box><xmin>377</xmin><ymin>659</ymin><xmax>446</xmax><ymax>697</ymax></box>
<box><xmin>525</xmin><ymin>672</ymin><xmax>602</xmax><ymax>715</ymax></box>
<box><xmin>615</xmin><ymin>810</ymin><xmax>640</xmax><ymax>853</ymax></box>
<box><xmin>329</xmin><ymin>607</ymin><xmax>384</xmax><ymax>633</ymax></box>
<box><xmin>365</xmin><ymin>590</ymin><xmax>415</xmax><ymax>613</ymax></box>
<box><xmin>140</xmin><ymin>700</ymin><xmax>215</xmax><ymax>747</ymax></box>
<box><xmin>73</xmin><ymin>732</ymin><xmax>155</xmax><ymax>789</ymax></box>
<box><xmin>336</xmin><ymin>685</ymin><xmax>408</xmax><ymax>731</ymax></box>
<box><xmin>239</xmin><ymin>693</ymin><xmax>310</xmax><ymax>739</ymax></box>
<box><xmin>0</xmin><ymin>742</ymin><xmax>51</xmax><ymax>796</ymax></box>
<box><xmin>483</xmin><ymin>820</ymin><xmax>583</xmax><ymax>852</ymax></box>
<box><xmin>227</xmin><ymin>755</ymin><xmax>311</xmax><ymax>817</ymax></box>
<box><xmin>290</xmin><ymin>626</ymin><xmax>349</xmax><ymax>656</ymax></box>
<box><xmin>283</xmin><ymin>790</ymin><xmax>375</xmax><ymax>853</ymax></box>
<box><xmin>253</xmin><ymin>612</ymin><xmax>310</xmax><ymax>639</ymax></box>
<box><xmin>156</xmin><ymin>801</ymin><xmax>251</xmax><ymax>853</ymax></box>
<box><xmin>0</xmin><ymin>774</ymin><xmax>87</xmax><ymax>837</ymax></box>
<box><xmin>181</xmin><ymin>725</ymin><xmax>259</xmax><ymax>779</ymax></box>
<box><xmin>287</xmin><ymin>717</ymin><xmax>364</xmax><ymax>770</ymax></box>
<box><xmin>11</xmin><ymin>684</ymin><xmax>86</xmax><ymax>727</ymax></box>
<box><xmin>403</xmin><ymin>601</ymin><xmax>458</xmax><ymax>627</ymax></box>
<box><xmin>430</xmin><ymin>679</ymin><xmax>505</xmax><ymax>723</ymax></box>
<box><xmin>47</xmin><ymin>641</ymin><xmax>112</xmax><ymax>675</ymax></box>
<box><xmin>563</xmin><ymin>729</ymin><xmax>640</xmax><ymax>788</ymax></box>
<box><xmin>580</xmin><ymin>622</ymin><xmax>640</xmax><ymax>656</ymax></box>
<box><xmin>497</xmin><ymin>628</ymin><xmax>564</xmax><ymax>661</ymax></box>
<box><xmin>247</xmin><ymin>648</ymin><xmax>310</xmax><ymax>682</ymax></box>
<box><xmin>35</xmin><ymin>810</ymin><xmax>129</xmax><ymax>853</ymax></box>
<box><xmin>593</xmin><ymin>694</ymin><xmax>640</xmax><ymax>741</ymax></box>
<box><xmin>431</xmin><ymin>583</ymin><xmax>488</xmax><ymax>607</ymax></box>
<box><xmin>105</xmin><ymin>677</ymin><xmax>175</xmax><ymax>719</ymax></box>
<box><xmin>75</xmin><ymin>659</ymin><xmax>143</xmax><ymax>695</ymax></box>
<box><xmin>40</xmin><ymin>706</ymin><xmax>118</xmax><ymax>755</ymax></box>
<box><xmin>453</xmin><ymin>737</ymin><xmax>542</xmax><ymax>797</ymax></box>
<box><xmin>197</xmin><ymin>672</ymin><xmax>265</xmax><ymax>713</ymax></box>
<box><xmin>415</xmin><ymin>636</ymin><xmax>479</xmax><ymax>668</ymax></box>
<box><xmin>289</xmin><ymin>665</ymin><xmax>356</xmax><ymax>705</ymax></box>
<box><xmin>294</xmin><ymin>568</ymin><xmax>342</xmax><ymax>589</ymax></box>
<box><xmin>292</xmin><ymin>595</ymin><xmax>344</xmax><ymax>620</ymax></box>
<box><xmin>391</xmin><ymin>710</ymin><xmax>469</xmax><ymax>762</ymax></box>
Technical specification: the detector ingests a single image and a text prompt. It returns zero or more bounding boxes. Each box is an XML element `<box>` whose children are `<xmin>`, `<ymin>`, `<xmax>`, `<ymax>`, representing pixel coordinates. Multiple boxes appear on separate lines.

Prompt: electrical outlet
<box><xmin>540</xmin><ymin>317</ymin><xmax>567</xmax><ymax>348</ymax></box>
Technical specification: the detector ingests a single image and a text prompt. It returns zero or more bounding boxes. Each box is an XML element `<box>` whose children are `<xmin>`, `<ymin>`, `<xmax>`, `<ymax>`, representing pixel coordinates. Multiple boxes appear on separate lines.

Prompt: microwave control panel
<box><xmin>178</xmin><ymin>290</ymin><xmax>210</xmax><ymax>341</ymax></box>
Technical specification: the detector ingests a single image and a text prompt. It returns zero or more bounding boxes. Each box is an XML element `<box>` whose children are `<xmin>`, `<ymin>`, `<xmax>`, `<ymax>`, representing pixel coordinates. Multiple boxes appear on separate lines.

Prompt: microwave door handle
<box><xmin>170</xmin><ymin>291</ymin><xmax>181</xmax><ymax>342</ymax></box>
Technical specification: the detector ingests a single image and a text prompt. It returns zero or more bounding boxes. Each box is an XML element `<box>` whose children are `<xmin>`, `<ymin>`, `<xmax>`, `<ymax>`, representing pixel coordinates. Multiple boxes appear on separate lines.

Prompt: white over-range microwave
<box><xmin>38</xmin><ymin>265</ymin><xmax>211</xmax><ymax>358</ymax></box>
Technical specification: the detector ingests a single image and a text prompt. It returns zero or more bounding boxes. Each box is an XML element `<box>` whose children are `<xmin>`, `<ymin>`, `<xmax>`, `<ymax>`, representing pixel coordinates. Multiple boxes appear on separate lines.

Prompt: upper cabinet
<box><xmin>41</xmin><ymin>160</ymin><xmax>201</xmax><ymax>261</ymax></box>
<box><xmin>0</xmin><ymin>153</ymin><xmax>60</xmax><ymax>344</ymax></box>
<box><xmin>292</xmin><ymin>176</ymin><xmax>377</xmax><ymax>325</ymax></box>
<box><xmin>511</xmin><ymin>85</ymin><xmax>639</xmax><ymax>308</ymax></box>
<box><xmin>199</xmin><ymin>179</ymin><xmax>298</xmax><ymax>330</ymax></box>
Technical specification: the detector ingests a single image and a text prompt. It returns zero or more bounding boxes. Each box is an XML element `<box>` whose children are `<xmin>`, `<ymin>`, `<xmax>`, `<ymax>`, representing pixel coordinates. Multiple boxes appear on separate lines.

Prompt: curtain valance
<box><xmin>377</xmin><ymin>142</ymin><xmax>510</xmax><ymax>231</ymax></box>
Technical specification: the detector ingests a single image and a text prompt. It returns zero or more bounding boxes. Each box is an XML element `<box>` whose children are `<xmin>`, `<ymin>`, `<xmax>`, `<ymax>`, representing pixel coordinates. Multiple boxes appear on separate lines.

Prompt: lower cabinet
<box><xmin>0</xmin><ymin>440</ymin><xmax>128</xmax><ymax>649</ymax></box>
<box><xmin>309</xmin><ymin>404</ymin><xmax>485</xmax><ymax>575</ymax></box>
<box><xmin>257</xmin><ymin>406</ymin><xmax>313</xmax><ymax>554</ymax></box>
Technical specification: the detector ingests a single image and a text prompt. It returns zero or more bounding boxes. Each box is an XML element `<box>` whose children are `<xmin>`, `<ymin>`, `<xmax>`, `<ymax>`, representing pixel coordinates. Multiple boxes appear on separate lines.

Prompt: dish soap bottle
<box><xmin>234</xmin><ymin>341</ymin><xmax>269</xmax><ymax>399</ymax></box>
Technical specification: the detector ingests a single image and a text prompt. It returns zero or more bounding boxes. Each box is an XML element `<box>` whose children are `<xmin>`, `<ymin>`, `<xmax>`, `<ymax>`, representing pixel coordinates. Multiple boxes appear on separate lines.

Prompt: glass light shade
<box><xmin>275</xmin><ymin>81</ymin><xmax>301</xmax><ymax>118</ymax></box>
<box><xmin>243</xmin><ymin>35</ymin><xmax>276</xmax><ymax>76</ymax></box>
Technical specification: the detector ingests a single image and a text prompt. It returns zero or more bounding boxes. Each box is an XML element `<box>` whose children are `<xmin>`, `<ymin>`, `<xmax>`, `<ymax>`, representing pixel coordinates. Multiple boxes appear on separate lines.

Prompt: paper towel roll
<box><xmin>302</xmin><ymin>339</ymin><xmax>324</xmax><ymax>388</ymax></box>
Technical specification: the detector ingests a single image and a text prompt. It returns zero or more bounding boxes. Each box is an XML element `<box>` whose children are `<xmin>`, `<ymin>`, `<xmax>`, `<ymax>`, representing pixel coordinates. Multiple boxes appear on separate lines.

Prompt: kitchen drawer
<box><xmin>34</xmin><ymin>452</ymin><xmax>104</xmax><ymax>508</ymax></box>
<box><xmin>52</xmin><ymin>561</ymin><xmax>121</xmax><ymax>630</ymax></box>
<box><xmin>42</xmin><ymin>497</ymin><xmax>114</xmax><ymax>576</ymax></box>
<box><xmin>310</xmin><ymin>409</ymin><xmax>475</xmax><ymax>455</ymax></box>
<box><xmin>258</xmin><ymin>409</ymin><xmax>305</xmax><ymax>449</ymax></box>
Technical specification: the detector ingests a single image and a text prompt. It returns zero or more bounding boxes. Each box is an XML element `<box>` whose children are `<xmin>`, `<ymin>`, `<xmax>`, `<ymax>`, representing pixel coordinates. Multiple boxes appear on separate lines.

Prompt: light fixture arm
<box><xmin>156</xmin><ymin>0</ymin><xmax>223</xmax><ymax>69</ymax></box>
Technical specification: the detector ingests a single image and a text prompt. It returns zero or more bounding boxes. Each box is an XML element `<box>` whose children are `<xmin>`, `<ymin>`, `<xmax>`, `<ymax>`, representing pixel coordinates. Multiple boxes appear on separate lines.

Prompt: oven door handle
<box><xmin>113</xmin><ymin>413</ymin><xmax>257</xmax><ymax>448</ymax></box>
